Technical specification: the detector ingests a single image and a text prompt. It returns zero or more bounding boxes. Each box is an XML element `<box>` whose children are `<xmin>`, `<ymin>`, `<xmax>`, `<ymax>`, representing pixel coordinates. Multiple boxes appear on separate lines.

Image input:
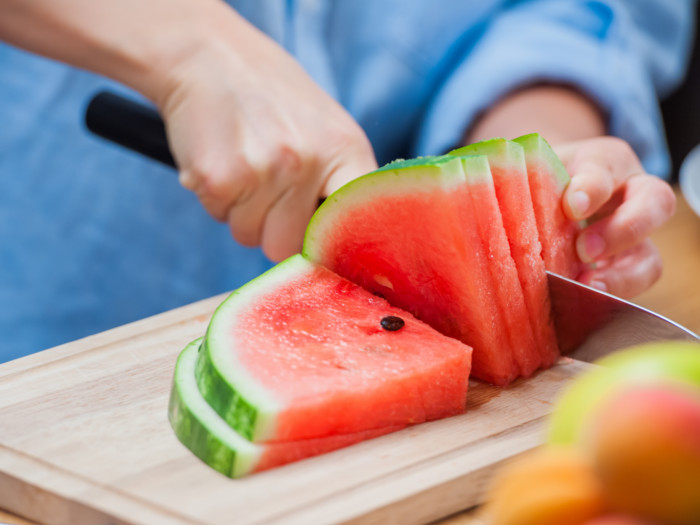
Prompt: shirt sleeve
<box><xmin>414</xmin><ymin>0</ymin><xmax>696</xmax><ymax>178</ymax></box>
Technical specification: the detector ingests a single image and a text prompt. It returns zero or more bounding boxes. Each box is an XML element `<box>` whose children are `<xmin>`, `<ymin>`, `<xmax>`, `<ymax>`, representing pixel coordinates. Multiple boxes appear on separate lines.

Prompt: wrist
<box><xmin>0</xmin><ymin>0</ymin><xmax>246</xmax><ymax>108</ymax></box>
<box><xmin>464</xmin><ymin>84</ymin><xmax>607</xmax><ymax>146</ymax></box>
<box><xmin>115</xmin><ymin>1</ymin><xmax>246</xmax><ymax>107</ymax></box>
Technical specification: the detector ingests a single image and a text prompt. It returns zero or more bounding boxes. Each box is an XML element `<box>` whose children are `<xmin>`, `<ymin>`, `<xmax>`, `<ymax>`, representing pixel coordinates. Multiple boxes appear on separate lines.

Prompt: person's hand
<box><xmin>555</xmin><ymin>137</ymin><xmax>676</xmax><ymax>299</ymax></box>
<box><xmin>153</xmin><ymin>8</ymin><xmax>377</xmax><ymax>262</ymax></box>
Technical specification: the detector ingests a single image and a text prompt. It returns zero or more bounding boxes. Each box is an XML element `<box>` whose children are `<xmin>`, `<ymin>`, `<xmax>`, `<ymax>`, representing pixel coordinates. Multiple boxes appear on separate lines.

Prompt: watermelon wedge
<box><xmin>167</xmin><ymin>133</ymin><xmax>583</xmax><ymax>478</ymax></box>
<box><xmin>514</xmin><ymin>133</ymin><xmax>583</xmax><ymax>279</ymax></box>
<box><xmin>196</xmin><ymin>254</ymin><xmax>473</xmax><ymax>443</ymax></box>
<box><xmin>450</xmin><ymin>139</ymin><xmax>559</xmax><ymax>371</ymax></box>
<box><xmin>305</xmin><ymin>155</ymin><xmax>531</xmax><ymax>386</ymax></box>
<box><xmin>452</xmin><ymin>153</ymin><xmax>543</xmax><ymax>379</ymax></box>
<box><xmin>169</xmin><ymin>339</ymin><xmax>402</xmax><ymax>478</ymax></box>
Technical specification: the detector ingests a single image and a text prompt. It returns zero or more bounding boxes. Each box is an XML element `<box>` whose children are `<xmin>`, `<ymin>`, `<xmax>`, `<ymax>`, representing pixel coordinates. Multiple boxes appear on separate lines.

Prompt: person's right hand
<box><xmin>152</xmin><ymin>6</ymin><xmax>377</xmax><ymax>262</ymax></box>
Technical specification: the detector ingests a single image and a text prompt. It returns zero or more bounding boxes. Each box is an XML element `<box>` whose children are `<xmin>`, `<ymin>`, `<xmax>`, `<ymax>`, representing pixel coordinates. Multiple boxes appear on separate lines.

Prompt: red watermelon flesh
<box><xmin>514</xmin><ymin>134</ymin><xmax>583</xmax><ymax>279</ymax></box>
<box><xmin>453</xmin><ymin>154</ymin><xmax>543</xmax><ymax>379</ymax></box>
<box><xmin>253</xmin><ymin>426</ymin><xmax>401</xmax><ymax>473</ymax></box>
<box><xmin>200</xmin><ymin>254</ymin><xmax>472</xmax><ymax>442</ymax></box>
<box><xmin>451</xmin><ymin>140</ymin><xmax>559</xmax><ymax>372</ymax></box>
<box><xmin>169</xmin><ymin>339</ymin><xmax>406</xmax><ymax>478</ymax></box>
<box><xmin>304</xmin><ymin>156</ymin><xmax>521</xmax><ymax>386</ymax></box>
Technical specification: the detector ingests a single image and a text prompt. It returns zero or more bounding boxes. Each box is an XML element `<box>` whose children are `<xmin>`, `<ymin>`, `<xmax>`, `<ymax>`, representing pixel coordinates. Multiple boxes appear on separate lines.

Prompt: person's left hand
<box><xmin>555</xmin><ymin>137</ymin><xmax>676</xmax><ymax>299</ymax></box>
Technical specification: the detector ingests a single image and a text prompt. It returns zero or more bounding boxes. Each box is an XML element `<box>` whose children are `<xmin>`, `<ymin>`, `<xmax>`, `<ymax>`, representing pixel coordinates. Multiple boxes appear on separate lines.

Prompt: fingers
<box><xmin>559</xmin><ymin>137</ymin><xmax>644</xmax><ymax>222</ymax></box>
<box><xmin>577</xmin><ymin>239</ymin><xmax>663</xmax><ymax>299</ymax></box>
<box><xmin>557</xmin><ymin>136</ymin><xmax>675</xmax><ymax>262</ymax></box>
<box><xmin>321</xmin><ymin>134</ymin><xmax>378</xmax><ymax>197</ymax></box>
<box><xmin>181</xmin><ymin>138</ymin><xmax>375</xmax><ymax>262</ymax></box>
<box><xmin>256</xmin><ymin>143</ymin><xmax>376</xmax><ymax>261</ymax></box>
<box><xmin>575</xmin><ymin>174</ymin><xmax>676</xmax><ymax>264</ymax></box>
<box><xmin>555</xmin><ymin>136</ymin><xmax>676</xmax><ymax>298</ymax></box>
<box><xmin>179</xmin><ymin>157</ymin><xmax>254</xmax><ymax>222</ymax></box>
<box><xmin>260</xmin><ymin>186</ymin><xmax>319</xmax><ymax>261</ymax></box>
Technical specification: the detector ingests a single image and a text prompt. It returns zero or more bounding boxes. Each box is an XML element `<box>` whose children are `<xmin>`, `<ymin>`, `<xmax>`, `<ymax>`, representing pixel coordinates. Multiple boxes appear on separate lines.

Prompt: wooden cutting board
<box><xmin>0</xmin><ymin>294</ymin><xmax>592</xmax><ymax>525</ymax></box>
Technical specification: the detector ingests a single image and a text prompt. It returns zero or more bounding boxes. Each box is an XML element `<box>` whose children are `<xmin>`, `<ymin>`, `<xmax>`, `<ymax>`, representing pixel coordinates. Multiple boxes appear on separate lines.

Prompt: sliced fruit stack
<box><xmin>168</xmin><ymin>134</ymin><xmax>582</xmax><ymax>477</ymax></box>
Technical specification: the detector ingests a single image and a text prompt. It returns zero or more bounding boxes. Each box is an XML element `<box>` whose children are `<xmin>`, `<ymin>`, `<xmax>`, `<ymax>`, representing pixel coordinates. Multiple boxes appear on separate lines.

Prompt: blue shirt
<box><xmin>0</xmin><ymin>0</ymin><xmax>694</xmax><ymax>361</ymax></box>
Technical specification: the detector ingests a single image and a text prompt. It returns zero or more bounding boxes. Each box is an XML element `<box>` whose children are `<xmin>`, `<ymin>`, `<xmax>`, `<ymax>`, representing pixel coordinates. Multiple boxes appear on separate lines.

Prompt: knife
<box><xmin>85</xmin><ymin>91</ymin><xmax>176</xmax><ymax>168</ymax></box>
<box><xmin>548</xmin><ymin>271</ymin><xmax>699</xmax><ymax>362</ymax></box>
<box><xmin>84</xmin><ymin>91</ymin><xmax>700</xmax><ymax>362</ymax></box>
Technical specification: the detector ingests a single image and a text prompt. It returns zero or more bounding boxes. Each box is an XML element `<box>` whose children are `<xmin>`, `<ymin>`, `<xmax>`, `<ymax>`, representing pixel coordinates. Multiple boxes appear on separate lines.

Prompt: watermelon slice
<box><xmin>452</xmin><ymin>152</ymin><xmax>543</xmax><ymax>379</ymax></box>
<box><xmin>304</xmin><ymin>155</ymin><xmax>532</xmax><ymax>386</ymax></box>
<box><xmin>169</xmin><ymin>339</ymin><xmax>402</xmax><ymax>478</ymax></box>
<box><xmin>196</xmin><ymin>254</ymin><xmax>472</xmax><ymax>443</ymax></box>
<box><xmin>514</xmin><ymin>133</ymin><xmax>583</xmax><ymax>279</ymax></box>
<box><xmin>450</xmin><ymin>139</ymin><xmax>559</xmax><ymax>370</ymax></box>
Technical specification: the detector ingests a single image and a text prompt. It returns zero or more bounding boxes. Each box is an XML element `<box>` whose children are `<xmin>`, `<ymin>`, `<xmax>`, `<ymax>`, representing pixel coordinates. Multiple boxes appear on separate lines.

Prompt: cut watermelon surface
<box><xmin>451</xmin><ymin>140</ymin><xmax>559</xmax><ymax>371</ymax></box>
<box><xmin>514</xmin><ymin>134</ymin><xmax>582</xmax><ymax>279</ymax></box>
<box><xmin>169</xmin><ymin>339</ymin><xmax>402</xmax><ymax>478</ymax></box>
<box><xmin>168</xmin><ymin>133</ymin><xmax>582</xmax><ymax>477</ymax></box>
<box><xmin>305</xmin><ymin>155</ymin><xmax>531</xmax><ymax>386</ymax></box>
<box><xmin>452</xmin><ymin>154</ymin><xmax>541</xmax><ymax>379</ymax></box>
<box><xmin>197</xmin><ymin>254</ymin><xmax>473</xmax><ymax>443</ymax></box>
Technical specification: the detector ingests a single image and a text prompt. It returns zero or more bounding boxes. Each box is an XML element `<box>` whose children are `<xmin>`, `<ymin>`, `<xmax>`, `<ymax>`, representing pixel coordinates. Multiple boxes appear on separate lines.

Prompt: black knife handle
<box><xmin>85</xmin><ymin>91</ymin><xmax>176</xmax><ymax>169</ymax></box>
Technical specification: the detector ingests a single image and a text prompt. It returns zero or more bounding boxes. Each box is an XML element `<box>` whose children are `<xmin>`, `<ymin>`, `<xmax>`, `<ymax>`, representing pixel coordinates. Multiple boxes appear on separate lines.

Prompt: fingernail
<box><xmin>568</xmin><ymin>190</ymin><xmax>590</xmax><ymax>219</ymax></box>
<box><xmin>590</xmin><ymin>280</ymin><xmax>607</xmax><ymax>293</ymax></box>
<box><xmin>577</xmin><ymin>232</ymin><xmax>605</xmax><ymax>263</ymax></box>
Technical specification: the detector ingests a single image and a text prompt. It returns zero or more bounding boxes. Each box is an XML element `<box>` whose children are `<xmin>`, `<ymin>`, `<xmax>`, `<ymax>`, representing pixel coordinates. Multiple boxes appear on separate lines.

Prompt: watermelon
<box><xmin>196</xmin><ymin>254</ymin><xmax>473</xmax><ymax>443</ymax></box>
<box><xmin>514</xmin><ymin>134</ymin><xmax>582</xmax><ymax>279</ymax></box>
<box><xmin>451</xmin><ymin>151</ymin><xmax>541</xmax><ymax>379</ymax></box>
<box><xmin>168</xmin><ymin>133</ymin><xmax>582</xmax><ymax>477</ymax></box>
<box><xmin>450</xmin><ymin>139</ymin><xmax>559</xmax><ymax>370</ymax></box>
<box><xmin>169</xmin><ymin>339</ymin><xmax>402</xmax><ymax>478</ymax></box>
<box><xmin>304</xmin><ymin>154</ymin><xmax>534</xmax><ymax>386</ymax></box>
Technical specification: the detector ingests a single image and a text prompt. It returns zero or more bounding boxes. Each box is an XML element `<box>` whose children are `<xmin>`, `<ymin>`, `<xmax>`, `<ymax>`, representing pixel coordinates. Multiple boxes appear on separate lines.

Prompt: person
<box><xmin>0</xmin><ymin>0</ymin><xmax>694</xmax><ymax>362</ymax></box>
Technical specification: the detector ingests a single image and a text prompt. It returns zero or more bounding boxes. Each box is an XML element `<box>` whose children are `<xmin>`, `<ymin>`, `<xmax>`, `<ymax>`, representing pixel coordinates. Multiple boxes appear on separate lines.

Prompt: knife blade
<box><xmin>548</xmin><ymin>271</ymin><xmax>700</xmax><ymax>363</ymax></box>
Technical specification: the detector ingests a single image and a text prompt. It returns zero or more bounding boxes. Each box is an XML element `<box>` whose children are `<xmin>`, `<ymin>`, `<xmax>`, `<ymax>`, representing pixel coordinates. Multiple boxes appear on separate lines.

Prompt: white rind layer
<box><xmin>204</xmin><ymin>257</ymin><xmax>318</xmax><ymax>441</ymax></box>
<box><xmin>173</xmin><ymin>339</ymin><xmax>262</xmax><ymax>477</ymax></box>
<box><xmin>304</xmin><ymin>155</ymin><xmax>468</xmax><ymax>261</ymax></box>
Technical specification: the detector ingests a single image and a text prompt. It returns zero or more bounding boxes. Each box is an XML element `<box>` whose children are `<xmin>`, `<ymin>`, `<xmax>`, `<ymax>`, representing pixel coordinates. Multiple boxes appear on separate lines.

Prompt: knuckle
<box><xmin>191</xmin><ymin>155</ymin><xmax>258</xmax><ymax>203</ymax></box>
<box><xmin>602</xmin><ymin>136</ymin><xmax>635</xmax><ymax>159</ymax></box>
<box><xmin>271</xmin><ymin>141</ymin><xmax>309</xmax><ymax>179</ymax></box>
<box><xmin>613</xmin><ymin>138</ymin><xmax>643</xmax><ymax>171</ymax></box>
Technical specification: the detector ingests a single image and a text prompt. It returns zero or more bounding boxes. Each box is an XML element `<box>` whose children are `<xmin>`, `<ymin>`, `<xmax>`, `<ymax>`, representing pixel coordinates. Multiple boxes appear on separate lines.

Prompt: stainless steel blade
<box><xmin>547</xmin><ymin>271</ymin><xmax>700</xmax><ymax>363</ymax></box>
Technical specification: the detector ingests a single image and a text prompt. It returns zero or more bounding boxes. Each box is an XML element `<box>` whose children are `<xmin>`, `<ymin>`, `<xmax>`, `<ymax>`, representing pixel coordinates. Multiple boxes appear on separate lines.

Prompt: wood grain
<box><xmin>0</xmin><ymin>292</ymin><xmax>592</xmax><ymax>525</ymax></box>
<box><xmin>1</xmin><ymin>188</ymin><xmax>697</xmax><ymax>525</ymax></box>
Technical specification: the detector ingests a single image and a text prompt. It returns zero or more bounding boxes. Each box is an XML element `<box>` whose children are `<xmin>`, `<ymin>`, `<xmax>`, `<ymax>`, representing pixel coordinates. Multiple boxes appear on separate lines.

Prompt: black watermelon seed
<box><xmin>380</xmin><ymin>316</ymin><xmax>405</xmax><ymax>331</ymax></box>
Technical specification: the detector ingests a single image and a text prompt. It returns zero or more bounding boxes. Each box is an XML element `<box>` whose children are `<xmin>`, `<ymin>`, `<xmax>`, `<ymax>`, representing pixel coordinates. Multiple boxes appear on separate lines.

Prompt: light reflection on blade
<box><xmin>547</xmin><ymin>271</ymin><xmax>700</xmax><ymax>363</ymax></box>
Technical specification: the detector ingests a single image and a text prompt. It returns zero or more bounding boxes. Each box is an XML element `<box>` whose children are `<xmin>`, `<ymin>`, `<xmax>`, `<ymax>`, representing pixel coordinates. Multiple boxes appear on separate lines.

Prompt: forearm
<box><xmin>0</xmin><ymin>0</ymin><xmax>239</xmax><ymax>105</ymax></box>
<box><xmin>464</xmin><ymin>85</ymin><xmax>607</xmax><ymax>146</ymax></box>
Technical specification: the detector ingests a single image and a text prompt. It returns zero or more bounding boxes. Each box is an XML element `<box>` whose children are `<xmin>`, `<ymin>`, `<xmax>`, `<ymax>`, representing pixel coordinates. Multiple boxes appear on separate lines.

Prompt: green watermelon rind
<box><xmin>196</xmin><ymin>259</ymin><xmax>320</xmax><ymax>442</ymax></box>
<box><xmin>513</xmin><ymin>133</ymin><xmax>570</xmax><ymax>192</ymax></box>
<box><xmin>169</xmin><ymin>338</ymin><xmax>262</xmax><ymax>478</ymax></box>
<box><xmin>449</xmin><ymin>137</ymin><xmax>526</xmax><ymax>170</ymax></box>
<box><xmin>451</xmin><ymin>154</ymin><xmax>491</xmax><ymax>183</ymax></box>
<box><xmin>303</xmin><ymin>155</ymin><xmax>467</xmax><ymax>261</ymax></box>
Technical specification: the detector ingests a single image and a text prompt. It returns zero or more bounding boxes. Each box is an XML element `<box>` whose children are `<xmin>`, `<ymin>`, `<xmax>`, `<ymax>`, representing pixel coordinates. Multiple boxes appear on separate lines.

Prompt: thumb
<box><xmin>321</xmin><ymin>150</ymin><xmax>378</xmax><ymax>197</ymax></box>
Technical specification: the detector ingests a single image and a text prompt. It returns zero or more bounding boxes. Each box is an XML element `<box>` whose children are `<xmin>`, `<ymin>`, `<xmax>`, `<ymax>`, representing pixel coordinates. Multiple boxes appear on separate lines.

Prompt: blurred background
<box><xmin>662</xmin><ymin>8</ymin><xmax>700</xmax><ymax>182</ymax></box>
